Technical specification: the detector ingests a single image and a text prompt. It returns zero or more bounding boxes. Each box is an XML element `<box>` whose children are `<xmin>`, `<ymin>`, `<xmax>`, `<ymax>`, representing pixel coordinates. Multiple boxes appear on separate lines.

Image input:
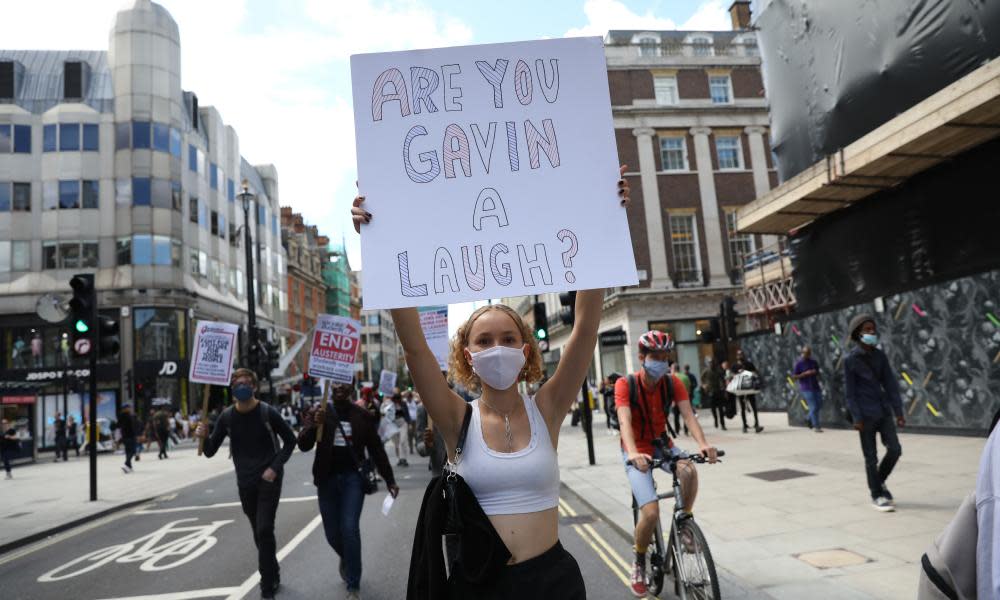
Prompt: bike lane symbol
<box><xmin>38</xmin><ymin>518</ymin><xmax>234</xmax><ymax>582</ymax></box>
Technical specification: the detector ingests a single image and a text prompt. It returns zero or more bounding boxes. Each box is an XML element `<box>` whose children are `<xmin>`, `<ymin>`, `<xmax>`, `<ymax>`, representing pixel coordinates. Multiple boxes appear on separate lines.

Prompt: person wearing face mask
<box><xmin>352</xmin><ymin>167</ymin><xmax>632</xmax><ymax>599</ymax></box>
<box><xmin>844</xmin><ymin>314</ymin><xmax>905</xmax><ymax>513</ymax></box>
<box><xmin>617</xmin><ymin>331</ymin><xmax>718</xmax><ymax>597</ymax></box>
<box><xmin>298</xmin><ymin>382</ymin><xmax>398</xmax><ymax>600</ymax></box>
<box><xmin>195</xmin><ymin>369</ymin><xmax>297</xmax><ymax>599</ymax></box>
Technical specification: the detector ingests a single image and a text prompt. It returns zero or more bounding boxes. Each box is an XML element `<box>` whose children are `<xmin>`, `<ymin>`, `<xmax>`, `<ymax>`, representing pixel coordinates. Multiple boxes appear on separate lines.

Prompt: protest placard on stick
<box><xmin>189</xmin><ymin>321</ymin><xmax>239</xmax><ymax>455</ymax></box>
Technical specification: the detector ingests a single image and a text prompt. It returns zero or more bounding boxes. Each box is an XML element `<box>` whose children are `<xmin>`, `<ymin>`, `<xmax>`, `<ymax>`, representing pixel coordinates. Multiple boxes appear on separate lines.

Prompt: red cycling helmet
<box><xmin>638</xmin><ymin>330</ymin><xmax>673</xmax><ymax>352</ymax></box>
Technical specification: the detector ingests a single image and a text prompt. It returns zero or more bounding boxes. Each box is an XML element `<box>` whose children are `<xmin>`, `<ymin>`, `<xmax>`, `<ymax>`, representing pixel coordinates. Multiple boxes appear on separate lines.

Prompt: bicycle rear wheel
<box><xmin>670</xmin><ymin>519</ymin><xmax>721</xmax><ymax>600</ymax></box>
<box><xmin>647</xmin><ymin>523</ymin><xmax>666</xmax><ymax>596</ymax></box>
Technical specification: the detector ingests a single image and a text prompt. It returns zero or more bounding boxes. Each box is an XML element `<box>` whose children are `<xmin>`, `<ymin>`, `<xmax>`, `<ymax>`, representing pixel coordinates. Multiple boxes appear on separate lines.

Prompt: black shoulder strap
<box><xmin>455</xmin><ymin>403</ymin><xmax>473</xmax><ymax>456</ymax></box>
<box><xmin>257</xmin><ymin>401</ymin><xmax>279</xmax><ymax>452</ymax></box>
<box><xmin>628</xmin><ymin>374</ymin><xmax>652</xmax><ymax>441</ymax></box>
<box><xmin>663</xmin><ymin>376</ymin><xmax>678</xmax><ymax>439</ymax></box>
<box><xmin>335</xmin><ymin>411</ymin><xmax>366</xmax><ymax>470</ymax></box>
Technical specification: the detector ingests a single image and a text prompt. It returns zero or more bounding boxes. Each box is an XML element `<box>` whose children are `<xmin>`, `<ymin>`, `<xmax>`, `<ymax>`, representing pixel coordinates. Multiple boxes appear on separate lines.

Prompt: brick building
<box><xmin>279</xmin><ymin>207</ymin><xmax>327</xmax><ymax>374</ymax></box>
<box><xmin>520</xmin><ymin>2</ymin><xmax>779</xmax><ymax>380</ymax></box>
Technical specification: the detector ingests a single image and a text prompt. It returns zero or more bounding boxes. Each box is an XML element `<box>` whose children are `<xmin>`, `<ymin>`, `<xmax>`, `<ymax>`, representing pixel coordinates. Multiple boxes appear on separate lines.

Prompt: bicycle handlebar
<box><xmin>626</xmin><ymin>449</ymin><xmax>725</xmax><ymax>468</ymax></box>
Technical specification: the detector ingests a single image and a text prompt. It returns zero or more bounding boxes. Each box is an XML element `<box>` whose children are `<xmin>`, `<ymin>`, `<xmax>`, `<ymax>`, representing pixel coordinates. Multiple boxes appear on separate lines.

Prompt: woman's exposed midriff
<box><xmin>488</xmin><ymin>507</ymin><xmax>560</xmax><ymax>564</ymax></box>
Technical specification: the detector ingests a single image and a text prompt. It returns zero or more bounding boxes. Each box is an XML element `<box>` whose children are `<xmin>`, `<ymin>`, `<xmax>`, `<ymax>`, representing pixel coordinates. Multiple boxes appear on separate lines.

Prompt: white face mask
<box><xmin>469</xmin><ymin>345</ymin><xmax>526</xmax><ymax>391</ymax></box>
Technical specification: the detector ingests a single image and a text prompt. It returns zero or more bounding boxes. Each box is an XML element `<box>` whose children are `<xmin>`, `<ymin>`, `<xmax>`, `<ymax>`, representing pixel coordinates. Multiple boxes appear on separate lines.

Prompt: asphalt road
<box><xmin>0</xmin><ymin>446</ymin><xmax>659</xmax><ymax>600</ymax></box>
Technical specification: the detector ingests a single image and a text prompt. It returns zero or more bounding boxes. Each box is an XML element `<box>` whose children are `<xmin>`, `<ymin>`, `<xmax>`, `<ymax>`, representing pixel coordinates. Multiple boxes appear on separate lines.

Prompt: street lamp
<box><xmin>238</xmin><ymin>179</ymin><xmax>258</xmax><ymax>370</ymax></box>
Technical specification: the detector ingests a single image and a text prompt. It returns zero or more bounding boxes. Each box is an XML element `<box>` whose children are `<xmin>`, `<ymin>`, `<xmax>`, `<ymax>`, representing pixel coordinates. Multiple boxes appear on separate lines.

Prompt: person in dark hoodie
<box><xmin>298</xmin><ymin>382</ymin><xmax>398</xmax><ymax>600</ymax></box>
<box><xmin>195</xmin><ymin>368</ymin><xmax>296</xmax><ymax>599</ymax></box>
<box><xmin>843</xmin><ymin>314</ymin><xmax>905</xmax><ymax>513</ymax></box>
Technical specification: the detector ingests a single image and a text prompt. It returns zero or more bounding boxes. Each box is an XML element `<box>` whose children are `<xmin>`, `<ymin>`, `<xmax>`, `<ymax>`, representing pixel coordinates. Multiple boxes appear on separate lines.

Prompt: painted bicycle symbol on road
<box><xmin>38</xmin><ymin>518</ymin><xmax>234</xmax><ymax>582</ymax></box>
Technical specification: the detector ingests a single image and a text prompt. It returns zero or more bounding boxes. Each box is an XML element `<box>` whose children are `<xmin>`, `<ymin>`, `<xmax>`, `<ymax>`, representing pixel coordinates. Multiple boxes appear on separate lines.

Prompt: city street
<box><xmin>0</xmin><ymin>446</ymin><xmax>690</xmax><ymax>600</ymax></box>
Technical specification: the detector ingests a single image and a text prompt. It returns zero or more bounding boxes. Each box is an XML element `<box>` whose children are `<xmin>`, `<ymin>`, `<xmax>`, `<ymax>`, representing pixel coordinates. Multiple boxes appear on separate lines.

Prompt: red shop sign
<box><xmin>1</xmin><ymin>396</ymin><xmax>36</xmax><ymax>405</ymax></box>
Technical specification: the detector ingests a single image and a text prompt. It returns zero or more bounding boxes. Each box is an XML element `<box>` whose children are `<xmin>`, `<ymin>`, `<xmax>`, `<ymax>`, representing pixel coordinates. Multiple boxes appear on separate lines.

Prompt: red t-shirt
<box><xmin>615</xmin><ymin>372</ymin><xmax>689</xmax><ymax>455</ymax></box>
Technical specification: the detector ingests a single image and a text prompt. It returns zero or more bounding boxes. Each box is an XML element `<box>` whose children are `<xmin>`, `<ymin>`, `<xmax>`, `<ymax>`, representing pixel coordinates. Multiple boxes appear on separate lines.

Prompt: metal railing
<box><xmin>605</xmin><ymin>42</ymin><xmax>759</xmax><ymax>59</ymax></box>
<box><xmin>740</xmin><ymin>239</ymin><xmax>796</xmax><ymax>317</ymax></box>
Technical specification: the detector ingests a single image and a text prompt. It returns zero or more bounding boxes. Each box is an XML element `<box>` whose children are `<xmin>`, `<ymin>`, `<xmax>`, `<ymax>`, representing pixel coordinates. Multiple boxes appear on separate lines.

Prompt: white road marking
<box><xmin>95</xmin><ymin>587</ymin><xmax>238</xmax><ymax>600</ymax></box>
<box><xmin>135</xmin><ymin>495</ymin><xmax>316</xmax><ymax>515</ymax></box>
<box><xmin>225</xmin><ymin>514</ymin><xmax>324</xmax><ymax>600</ymax></box>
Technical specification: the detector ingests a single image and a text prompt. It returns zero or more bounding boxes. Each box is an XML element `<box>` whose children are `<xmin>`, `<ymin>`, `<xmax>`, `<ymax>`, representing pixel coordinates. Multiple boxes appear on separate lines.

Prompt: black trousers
<box><xmin>740</xmin><ymin>395</ymin><xmax>759</xmax><ymax>428</ymax></box>
<box><xmin>55</xmin><ymin>437</ymin><xmax>68</xmax><ymax>460</ymax></box>
<box><xmin>238</xmin><ymin>477</ymin><xmax>283</xmax><ymax>590</ymax></box>
<box><xmin>123</xmin><ymin>438</ymin><xmax>136</xmax><ymax>468</ymax></box>
<box><xmin>859</xmin><ymin>415</ymin><xmax>902</xmax><ymax>499</ymax></box>
<box><xmin>450</xmin><ymin>541</ymin><xmax>586</xmax><ymax>599</ymax></box>
<box><xmin>708</xmin><ymin>394</ymin><xmax>726</xmax><ymax>429</ymax></box>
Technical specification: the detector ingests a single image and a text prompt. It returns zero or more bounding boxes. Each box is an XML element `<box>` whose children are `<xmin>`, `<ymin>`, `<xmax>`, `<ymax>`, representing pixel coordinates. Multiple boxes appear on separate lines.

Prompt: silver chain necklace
<box><xmin>480</xmin><ymin>397</ymin><xmax>520</xmax><ymax>452</ymax></box>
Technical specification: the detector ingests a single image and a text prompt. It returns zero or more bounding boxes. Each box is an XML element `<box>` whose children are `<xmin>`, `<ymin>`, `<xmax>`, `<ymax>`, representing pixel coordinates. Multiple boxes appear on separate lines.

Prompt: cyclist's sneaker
<box><xmin>872</xmin><ymin>496</ymin><xmax>895</xmax><ymax>512</ymax></box>
<box><xmin>630</xmin><ymin>560</ymin><xmax>648</xmax><ymax>597</ymax></box>
<box><xmin>881</xmin><ymin>485</ymin><xmax>895</xmax><ymax>504</ymax></box>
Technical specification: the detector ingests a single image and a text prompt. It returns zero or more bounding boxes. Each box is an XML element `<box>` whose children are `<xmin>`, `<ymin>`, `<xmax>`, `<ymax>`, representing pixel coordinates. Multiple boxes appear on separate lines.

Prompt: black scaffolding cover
<box><xmin>758</xmin><ymin>0</ymin><xmax>1000</xmax><ymax>181</ymax></box>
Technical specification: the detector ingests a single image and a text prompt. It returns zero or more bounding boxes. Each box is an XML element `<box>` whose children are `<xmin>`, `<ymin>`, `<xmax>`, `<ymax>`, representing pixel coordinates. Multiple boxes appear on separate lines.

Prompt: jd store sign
<box><xmin>135</xmin><ymin>360</ymin><xmax>188</xmax><ymax>380</ymax></box>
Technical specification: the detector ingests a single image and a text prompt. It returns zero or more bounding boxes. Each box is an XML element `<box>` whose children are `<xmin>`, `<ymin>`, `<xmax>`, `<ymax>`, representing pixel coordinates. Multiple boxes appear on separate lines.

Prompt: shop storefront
<box><xmin>598</xmin><ymin>329</ymin><xmax>628</xmax><ymax>378</ymax></box>
<box><xmin>648</xmin><ymin>318</ymin><xmax>715</xmax><ymax>373</ymax></box>
<box><xmin>133</xmin><ymin>307</ymin><xmax>189</xmax><ymax>416</ymax></box>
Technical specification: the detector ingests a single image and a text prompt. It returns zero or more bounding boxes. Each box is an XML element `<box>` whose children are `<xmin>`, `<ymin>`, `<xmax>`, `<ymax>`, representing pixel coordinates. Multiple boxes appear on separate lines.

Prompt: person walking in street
<box><xmin>352</xmin><ymin>167</ymin><xmax>631</xmax><ymax>599</ymax></box>
<box><xmin>53</xmin><ymin>412</ymin><xmax>68</xmax><ymax>461</ymax></box>
<box><xmin>67</xmin><ymin>415</ymin><xmax>80</xmax><ymax>457</ymax></box>
<box><xmin>195</xmin><ymin>368</ymin><xmax>296</xmax><ymax>599</ymax></box>
<box><xmin>793</xmin><ymin>346</ymin><xmax>823</xmax><ymax>432</ymax></box>
<box><xmin>701</xmin><ymin>358</ymin><xmax>726</xmax><ymax>430</ymax></box>
<box><xmin>844</xmin><ymin>314</ymin><xmax>905</xmax><ymax>512</ymax></box>
<box><xmin>616</xmin><ymin>331</ymin><xmax>718</xmax><ymax>597</ymax></box>
<box><xmin>601</xmin><ymin>376</ymin><xmax>619</xmax><ymax>434</ymax></box>
<box><xmin>118</xmin><ymin>404</ymin><xmax>139</xmax><ymax>473</ymax></box>
<box><xmin>670</xmin><ymin>363</ymin><xmax>690</xmax><ymax>437</ymax></box>
<box><xmin>415</xmin><ymin>398</ymin><xmax>446</xmax><ymax>476</ymax></box>
<box><xmin>153</xmin><ymin>408</ymin><xmax>170</xmax><ymax>459</ymax></box>
<box><xmin>733</xmin><ymin>350</ymin><xmax>763</xmax><ymax>433</ymax></box>
<box><xmin>380</xmin><ymin>392</ymin><xmax>408</xmax><ymax>467</ymax></box>
<box><xmin>298</xmin><ymin>382</ymin><xmax>399</xmax><ymax>600</ymax></box>
<box><xmin>405</xmin><ymin>391</ymin><xmax>420</xmax><ymax>455</ymax></box>
<box><xmin>2</xmin><ymin>419</ymin><xmax>18</xmax><ymax>479</ymax></box>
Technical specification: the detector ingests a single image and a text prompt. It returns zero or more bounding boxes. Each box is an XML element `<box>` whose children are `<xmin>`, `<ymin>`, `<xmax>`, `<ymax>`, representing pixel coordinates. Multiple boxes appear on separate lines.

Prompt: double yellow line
<box><xmin>558</xmin><ymin>497</ymin><xmax>632</xmax><ymax>588</ymax></box>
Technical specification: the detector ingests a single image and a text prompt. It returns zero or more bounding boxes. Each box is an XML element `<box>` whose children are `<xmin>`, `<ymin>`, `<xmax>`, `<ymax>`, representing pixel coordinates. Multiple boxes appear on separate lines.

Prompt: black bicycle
<box><xmin>628</xmin><ymin>440</ymin><xmax>724</xmax><ymax>599</ymax></box>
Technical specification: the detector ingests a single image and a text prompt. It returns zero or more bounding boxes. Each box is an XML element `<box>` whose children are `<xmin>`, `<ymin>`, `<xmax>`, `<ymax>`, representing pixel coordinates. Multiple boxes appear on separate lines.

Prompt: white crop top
<box><xmin>456</xmin><ymin>394</ymin><xmax>560</xmax><ymax>516</ymax></box>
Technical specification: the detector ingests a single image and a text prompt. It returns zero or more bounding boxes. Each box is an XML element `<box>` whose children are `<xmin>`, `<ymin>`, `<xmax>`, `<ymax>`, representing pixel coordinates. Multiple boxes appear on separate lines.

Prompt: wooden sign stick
<box><xmin>197</xmin><ymin>385</ymin><xmax>210</xmax><ymax>456</ymax></box>
<box><xmin>317</xmin><ymin>380</ymin><xmax>330</xmax><ymax>443</ymax></box>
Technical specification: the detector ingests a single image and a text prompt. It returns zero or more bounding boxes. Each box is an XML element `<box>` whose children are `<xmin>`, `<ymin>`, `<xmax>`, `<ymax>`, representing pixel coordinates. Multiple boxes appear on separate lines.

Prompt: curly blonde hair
<box><xmin>448</xmin><ymin>304</ymin><xmax>544</xmax><ymax>392</ymax></box>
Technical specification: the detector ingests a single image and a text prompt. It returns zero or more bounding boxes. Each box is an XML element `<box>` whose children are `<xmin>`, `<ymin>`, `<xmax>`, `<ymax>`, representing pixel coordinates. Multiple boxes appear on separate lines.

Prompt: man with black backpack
<box><xmin>195</xmin><ymin>368</ymin><xmax>297</xmax><ymax>599</ymax></box>
<box><xmin>617</xmin><ymin>330</ymin><xmax>718</xmax><ymax>598</ymax></box>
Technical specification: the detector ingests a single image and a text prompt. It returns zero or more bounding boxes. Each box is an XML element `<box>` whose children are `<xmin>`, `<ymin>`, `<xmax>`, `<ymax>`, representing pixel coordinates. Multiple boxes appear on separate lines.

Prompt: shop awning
<box><xmin>737</xmin><ymin>56</ymin><xmax>1000</xmax><ymax>234</ymax></box>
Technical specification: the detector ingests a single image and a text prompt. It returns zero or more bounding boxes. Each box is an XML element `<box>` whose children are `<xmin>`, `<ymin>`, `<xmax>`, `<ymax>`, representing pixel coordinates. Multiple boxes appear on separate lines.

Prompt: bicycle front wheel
<box><xmin>671</xmin><ymin>519</ymin><xmax>721</xmax><ymax>600</ymax></box>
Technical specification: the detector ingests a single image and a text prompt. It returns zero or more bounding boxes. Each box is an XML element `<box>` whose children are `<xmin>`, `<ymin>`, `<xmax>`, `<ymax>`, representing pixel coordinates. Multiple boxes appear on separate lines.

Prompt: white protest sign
<box><xmin>378</xmin><ymin>369</ymin><xmax>398</xmax><ymax>396</ymax></box>
<box><xmin>418</xmin><ymin>305</ymin><xmax>449</xmax><ymax>371</ymax></box>
<box><xmin>308</xmin><ymin>314</ymin><xmax>363</xmax><ymax>384</ymax></box>
<box><xmin>351</xmin><ymin>37</ymin><xmax>637</xmax><ymax>309</ymax></box>
<box><xmin>188</xmin><ymin>321</ymin><xmax>239</xmax><ymax>385</ymax></box>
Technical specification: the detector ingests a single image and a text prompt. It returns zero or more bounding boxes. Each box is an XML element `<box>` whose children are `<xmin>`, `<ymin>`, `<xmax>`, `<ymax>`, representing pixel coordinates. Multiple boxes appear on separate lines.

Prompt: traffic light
<box><xmin>722</xmin><ymin>296</ymin><xmax>739</xmax><ymax>341</ymax></box>
<box><xmin>264</xmin><ymin>339</ymin><xmax>280</xmax><ymax>373</ymax></box>
<box><xmin>533</xmin><ymin>302</ymin><xmax>549</xmax><ymax>340</ymax></box>
<box><xmin>69</xmin><ymin>274</ymin><xmax>95</xmax><ymax>352</ymax></box>
<box><xmin>98</xmin><ymin>316</ymin><xmax>120</xmax><ymax>357</ymax></box>
<box><xmin>559</xmin><ymin>291</ymin><xmax>577</xmax><ymax>327</ymax></box>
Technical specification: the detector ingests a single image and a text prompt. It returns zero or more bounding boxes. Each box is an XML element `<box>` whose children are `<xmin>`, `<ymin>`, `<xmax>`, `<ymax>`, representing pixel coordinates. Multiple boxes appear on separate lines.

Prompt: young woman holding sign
<box><xmin>351</xmin><ymin>167</ymin><xmax>630</xmax><ymax>598</ymax></box>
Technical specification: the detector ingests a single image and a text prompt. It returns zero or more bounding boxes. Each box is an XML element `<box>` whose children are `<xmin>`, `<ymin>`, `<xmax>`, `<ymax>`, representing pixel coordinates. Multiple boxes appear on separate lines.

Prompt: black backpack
<box><xmin>609</xmin><ymin>374</ymin><xmax>675</xmax><ymax>439</ymax></box>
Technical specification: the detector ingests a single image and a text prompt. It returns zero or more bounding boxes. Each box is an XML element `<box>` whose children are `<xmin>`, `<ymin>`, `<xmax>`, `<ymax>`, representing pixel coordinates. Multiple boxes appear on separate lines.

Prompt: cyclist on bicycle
<box><xmin>617</xmin><ymin>330</ymin><xmax>718</xmax><ymax>597</ymax></box>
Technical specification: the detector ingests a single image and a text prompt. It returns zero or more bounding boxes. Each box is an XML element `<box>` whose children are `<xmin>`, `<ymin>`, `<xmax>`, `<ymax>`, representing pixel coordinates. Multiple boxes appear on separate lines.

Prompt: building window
<box><xmin>197</xmin><ymin>149</ymin><xmax>205</xmax><ymax>175</ymax></box>
<box><xmin>210</xmin><ymin>164</ymin><xmax>218</xmax><ymax>190</ymax></box>
<box><xmin>188</xmin><ymin>144</ymin><xmax>197</xmax><ymax>172</ymax></box>
<box><xmin>169</xmin><ymin>127</ymin><xmax>182</xmax><ymax>157</ymax></box>
<box><xmin>133</xmin><ymin>235</ymin><xmax>152</xmax><ymax>265</ymax></box>
<box><xmin>153</xmin><ymin>235</ymin><xmax>172</xmax><ymax>266</ymax></box>
<box><xmin>199</xmin><ymin>198</ymin><xmax>208</xmax><ymax>230</ymax></box>
<box><xmin>210</xmin><ymin>210</ymin><xmax>219</xmax><ymax>235</ymax></box>
<box><xmin>151</xmin><ymin>178</ymin><xmax>171</xmax><ymax>209</ymax></box>
<box><xmin>132</xmin><ymin>121</ymin><xmax>151</xmax><ymax>149</ymax></box>
<box><xmin>81</xmin><ymin>180</ymin><xmax>99</xmax><ymax>209</ymax></box>
<box><xmin>13</xmin><ymin>125</ymin><xmax>30</xmax><ymax>153</ymax></box>
<box><xmin>81</xmin><ymin>241</ymin><xmax>98</xmax><ymax>268</ymax></box>
<box><xmin>257</xmin><ymin>202</ymin><xmax>266</xmax><ymax>226</ymax></box>
<box><xmin>218</xmin><ymin>213</ymin><xmax>226</xmax><ymax>239</ymax></box>
<box><xmin>59</xmin><ymin>180</ymin><xmax>80</xmax><ymax>209</ymax></box>
<box><xmin>43</xmin><ymin>124</ymin><xmax>57</xmax><ymax>152</ymax></box>
<box><xmin>716</xmin><ymin>136</ymin><xmax>743</xmax><ymax>170</ymax></box>
<box><xmin>63</xmin><ymin>61</ymin><xmax>84</xmax><ymax>99</ymax></box>
<box><xmin>690</xmin><ymin>36</ymin><xmax>713</xmax><ymax>57</ymax></box>
<box><xmin>198</xmin><ymin>251</ymin><xmax>208</xmax><ymax>277</ymax></box>
<box><xmin>134</xmin><ymin>308</ymin><xmax>186</xmax><ymax>362</ymax></box>
<box><xmin>227</xmin><ymin>178</ymin><xmax>235</xmax><ymax>202</ymax></box>
<box><xmin>59</xmin><ymin>123</ymin><xmax>80</xmax><ymax>151</ymax></box>
<box><xmin>189</xmin><ymin>196</ymin><xmax>198</xmax><ymax>224</ymax></box>
<box><xmin>189</xmin><ymin>248</ymin><xmax>199</xmax><ymax>275</ymax></box>
<box><xmin>638</xmin><ymin>36</ymin><xmax>660</xmax><ymax>57</ymax></box>
<box><xmin>12</xmin><ymin>240</ymin><xmax>29</xmax><ymax>270</ymax></box>
<box><xmin>116</xmin><ymin>237</ymin><xmax>131</xmax><ymax>265</ymax></box>
<box><xmin>0</xmin><ymin>124</ymin><xmax>9</xmax><ymax>153</ymax></box>
<box><xmin>669</xmin><ymin>213</ymin><xmax>701</xmax><ymax>286</ymax></box>
<box><xmin>11</xmin><ymin>182</ymin><xmax>30</xmax><ymax>211</ymax></box>
<box><xmin>43</xmin><ymin>242</ymin><xmax>57</xmax><ymax>269</ymax></box>
<box><xmin>115</xmin><ymin>178</ymin><xmax>131</xmax><ymax>205</ymax></box>
<box><xmin>654</xmin><ymin>76</ymin><xmax>678</xmax><ymax>105</ymax></box>
<box><xmin>132</xmin><ymin>177</ymin><xmax>151</xmax><ymax>206</ymax></box>
<box><xmin>726</xmin><ymin>210</ymin><xmax>756</xmax><ymax>274</ymax></box>
<box><xmin>742</xmin><ymin>38</ymin><xmax>759</xmax><ymax>57</ymax></box>
<box><xmin>659</xmin><ymin>137</ymin><xmax>688</xmax><ymax>171</ymax></box>
<box><xmin>152</xmin><ymin>122</ymin><xmax>170</xmax><ymax>152</ymax></box>
<box><xmin>709</xmin><ymin>75</ymin><xmax>732</xmax><ymax>104</ymax></box>
<box><xmin>82</xmin><ymin>124</ymin><xmax>99</xmax><ymax>151</ymax></box>
<box><xmin>209</xmin><ymin>258</ymin><xmax>220</xmax><ymax>286</ymax></box>
<box><xmin>171</xmin><ymin>181</ymin><xmax>182</xmax><ymax>211</ymax></box>
<box><xmin>44</xmin><ymin>241</ymin><xmax>98</xmax><ymax>269</ymax></box>
<box><xmin>0</xmin><ymin>182</ymin><xmax>9</xmax><ymax>212</ymax></box>
<box><xmin>272</xmin><ymin>214</ymin><xmax>278</xmax><ymax>236</ymax></box>
<box><xmin>115</xmin><ymin>122</ymin><xmax>129</xmax><ymax>150</ymax></box>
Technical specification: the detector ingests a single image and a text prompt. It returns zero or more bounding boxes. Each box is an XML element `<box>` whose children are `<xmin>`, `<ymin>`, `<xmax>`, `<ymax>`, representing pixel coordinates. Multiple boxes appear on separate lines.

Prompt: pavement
<box><xmin>558</xmin><ymin>410</ymin><xmax>987</xmax><ymax>600</ymax></box>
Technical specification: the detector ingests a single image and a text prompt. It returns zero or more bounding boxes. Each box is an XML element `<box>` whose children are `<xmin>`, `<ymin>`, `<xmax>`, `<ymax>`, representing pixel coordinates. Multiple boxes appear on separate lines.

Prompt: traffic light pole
<box><xmin>88</xmin><ymin>305</ymin><xmax>98</xmax><ymax>501</ymax></box>
<box><xmin>239</xmin><ymin>183</ymin><xmax>258</xmax><ymax>372</ymax></box>
<box><xmin>581</xmin><ymin>380</ymin><xmax>595</xmax><ymax>465</ymax></box>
